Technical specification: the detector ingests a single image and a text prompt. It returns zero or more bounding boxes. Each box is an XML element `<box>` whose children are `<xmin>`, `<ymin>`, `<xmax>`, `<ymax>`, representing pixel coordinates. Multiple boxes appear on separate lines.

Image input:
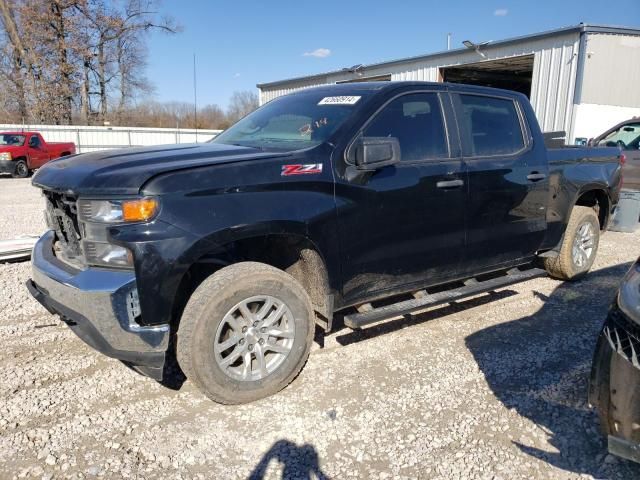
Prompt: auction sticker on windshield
<box><xmin>318</xmin><ymin>96</ymin><xmax>361</xmax><ymax>105</ymax></box>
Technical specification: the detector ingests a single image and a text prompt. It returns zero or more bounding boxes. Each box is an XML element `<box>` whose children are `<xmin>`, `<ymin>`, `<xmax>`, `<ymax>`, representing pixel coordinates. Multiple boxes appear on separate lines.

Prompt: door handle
<box><xmin>527</xmin><ymin>172</ymin><xmax>547</xmax><ymax>182</ymax></box>
<box><xmin>436</xmin><ymin>179</ymin><xmax>464</xmax><ymax>189</ymax></box>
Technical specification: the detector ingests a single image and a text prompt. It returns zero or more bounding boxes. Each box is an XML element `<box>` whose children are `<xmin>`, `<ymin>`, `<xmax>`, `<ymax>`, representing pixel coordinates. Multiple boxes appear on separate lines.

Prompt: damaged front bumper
<box><xmin>589</xmin><ymin>304</ymin><xmax>640</xmax><ymax>463</ymax></box>
<box><xmin>26</xmin><ymin>230</ymin><xmax>169</xmax><ymax>379</ymax></box>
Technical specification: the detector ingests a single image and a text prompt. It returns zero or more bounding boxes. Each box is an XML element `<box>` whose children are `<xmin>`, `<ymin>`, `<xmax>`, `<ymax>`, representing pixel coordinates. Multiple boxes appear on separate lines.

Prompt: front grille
<box><xmin>43</xmin><ymin>191</ymin><xmax>84</xmax><ymax>261</ymax></box>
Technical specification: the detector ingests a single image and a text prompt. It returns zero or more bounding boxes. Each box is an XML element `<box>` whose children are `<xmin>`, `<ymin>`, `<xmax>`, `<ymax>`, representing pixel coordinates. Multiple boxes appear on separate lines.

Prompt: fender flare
<box><xmin>547</xmin><ymin>186</ymin><xmax>613</xmax><ymax>254</ymax></box>
<box><xmin>177</xmin><ymin>220</ymin><xmax>339</xmax><ymax>287</ymax></box>
<box><xmin>570</xmin><ymin>185</ymin><xmax>613</xmax><ymax>230</ymax></box>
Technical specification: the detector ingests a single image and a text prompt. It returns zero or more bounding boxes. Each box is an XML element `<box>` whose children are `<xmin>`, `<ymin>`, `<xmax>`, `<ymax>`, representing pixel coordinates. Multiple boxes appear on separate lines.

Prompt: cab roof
<box><xmin>284</xmin><ymin>80</ymin><xmax>523</xmax><ymax>100</ymax></box>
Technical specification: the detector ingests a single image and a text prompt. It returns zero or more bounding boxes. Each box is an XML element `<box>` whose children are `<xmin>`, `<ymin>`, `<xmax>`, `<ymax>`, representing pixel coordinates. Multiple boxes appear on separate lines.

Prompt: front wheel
<box><xmin>176</xmin><ymin>262</ymin><xmax>315</xmax><ymax>404</ymax></box>
<box><xmin>11</xmin><ymin>160</ymin><xmax>29</xmax><ymax>178</ymax></box>
<box><xmin>543</xmin><ymin>206</ymin><xmax>600</xmax><ymax>280</ymax></box>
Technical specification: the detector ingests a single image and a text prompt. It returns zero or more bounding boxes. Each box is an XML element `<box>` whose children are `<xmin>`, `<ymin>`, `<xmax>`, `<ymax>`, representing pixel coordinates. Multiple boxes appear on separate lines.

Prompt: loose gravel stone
<box><xmin>0</xmin><ymin>176</ymin><xmax>639</xmax><ymax>479</ymax></box>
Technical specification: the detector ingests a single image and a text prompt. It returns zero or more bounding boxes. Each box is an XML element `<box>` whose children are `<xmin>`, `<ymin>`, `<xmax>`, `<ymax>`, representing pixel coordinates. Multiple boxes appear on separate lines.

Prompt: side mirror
<box><xmin>353</xmin><ymin>136</ymin><xmax>401</xmax><ymax>170</ymax></box>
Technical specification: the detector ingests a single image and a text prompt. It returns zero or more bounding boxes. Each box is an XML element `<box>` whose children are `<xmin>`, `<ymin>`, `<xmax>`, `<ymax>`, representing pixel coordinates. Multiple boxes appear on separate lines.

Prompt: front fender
<box><xmin>111</xmin><ymin>191</ymin><xmax>340</xmax><ymax>327</ymax></box>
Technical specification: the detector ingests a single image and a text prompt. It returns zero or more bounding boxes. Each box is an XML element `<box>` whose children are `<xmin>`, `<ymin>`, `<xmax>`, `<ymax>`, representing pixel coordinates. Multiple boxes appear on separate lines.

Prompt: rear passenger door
<box><xmin>336</xmin><ymin>91</ymin><xmax>467</xmax><ymax>304</ymax></box>
<box><xmin>451</xmin><ymin>92</ymin><xmax>548</xmax><ymax>274</ymax></box>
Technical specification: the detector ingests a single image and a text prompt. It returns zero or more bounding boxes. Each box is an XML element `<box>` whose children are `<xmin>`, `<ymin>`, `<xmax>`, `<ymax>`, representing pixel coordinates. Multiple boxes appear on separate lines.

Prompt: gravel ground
<box><xmin>1</xmin><ymin>176</ymin><xmax>640</xmax><ymax>480</ymax></box>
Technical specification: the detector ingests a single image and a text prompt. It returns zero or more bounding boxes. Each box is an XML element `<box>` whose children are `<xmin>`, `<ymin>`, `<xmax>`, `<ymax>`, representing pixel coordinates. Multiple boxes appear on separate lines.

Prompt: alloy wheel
<box><xmin>572</xmin><ymin>221</ymin><xmax>595</xmax><ymax>268</ymax></box>
<box><xmin>213</xmin><ymin>295</ymin><xmax>295</xmax><ymax>382</ymax></box>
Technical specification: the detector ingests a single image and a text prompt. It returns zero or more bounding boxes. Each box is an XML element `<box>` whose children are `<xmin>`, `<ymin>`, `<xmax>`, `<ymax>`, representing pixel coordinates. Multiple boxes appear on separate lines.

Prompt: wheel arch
<box><xmin>12</xmin><ymin>157</ymin><xmax>29</xmax><ymax>175</ymax></box>
<box><xmin>541</xmin><ymin>186</ymin><xmax>610</xmax><ymax>256</ymax></box>
<box><xmin>172</xmin><ymin>228</ymin><xmax>336</xmax><ymax>332</ymax></box>
<box><xmin>573</xmin><ymin>187</ymin><xmax>611</xmax><ymax>231</ymax></box>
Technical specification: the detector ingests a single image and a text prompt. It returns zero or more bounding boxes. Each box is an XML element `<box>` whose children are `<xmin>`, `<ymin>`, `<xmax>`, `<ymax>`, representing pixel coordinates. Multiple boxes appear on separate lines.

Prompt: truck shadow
<box><xmin>465</xmin><ymin>262</ymin><xmax>640</xmax><ymax>477</ymax></box>
<box><xmin>158</xmin><ymin>262</ymin><xmax>639</xmax><ymax>477</ymax></box>
<box><xmin>247</xmin><ymin>439</ymin><xmax>329</xmax><ymax>480</ymax></box>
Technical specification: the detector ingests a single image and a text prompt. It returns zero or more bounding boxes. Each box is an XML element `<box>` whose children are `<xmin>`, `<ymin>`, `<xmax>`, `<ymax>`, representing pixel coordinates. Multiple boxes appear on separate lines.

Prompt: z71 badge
<box><xmin>281</xmin><ymin>164</ymin><xmax>323</xmax><ymax>176</ymax></box>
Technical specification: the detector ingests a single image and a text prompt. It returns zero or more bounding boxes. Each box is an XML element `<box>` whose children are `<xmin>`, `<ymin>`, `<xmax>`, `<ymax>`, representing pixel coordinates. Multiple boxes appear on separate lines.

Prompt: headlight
<box><xmin>78</xmin><ymin>197</ymin><xmax>159</xmax><ymax>223</ymax></box>
<box><xmin>618</xmin><ymin>261</ymin><xmax>640</xmax><ymax>324</ymax></box>
<box><xmin>0</xmin><ymin>152</ymin><xmax>12</xmax><ymax>161</ymax></box>
<box><xmin>76</xmin><ymin>197</ymin><xmax>158</xmax><ymax>269</ymax></box>
<box><xmin>83</xmin><ymin>241</ymin><xmax>132</xmax><ymax>268</ymax></box>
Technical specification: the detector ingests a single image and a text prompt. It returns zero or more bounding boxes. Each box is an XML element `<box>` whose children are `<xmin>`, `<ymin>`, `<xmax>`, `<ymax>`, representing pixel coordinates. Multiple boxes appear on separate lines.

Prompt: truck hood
<box><xmin>32</xmin><ymin>143</ymin><xmax>289</xmax><ymax>195</ymax></box>
<box><xmin>0</xmin><ymin>145</ymin><xmax>25</xmax><ymax>155</ymax></box>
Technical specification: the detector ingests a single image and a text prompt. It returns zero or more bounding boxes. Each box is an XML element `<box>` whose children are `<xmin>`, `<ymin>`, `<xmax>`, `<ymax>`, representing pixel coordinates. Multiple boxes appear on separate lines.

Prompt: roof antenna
<box><xmin>193</xmin><ymin>53</ymin><xmax>198</xmax><ymax>143</ymax></box>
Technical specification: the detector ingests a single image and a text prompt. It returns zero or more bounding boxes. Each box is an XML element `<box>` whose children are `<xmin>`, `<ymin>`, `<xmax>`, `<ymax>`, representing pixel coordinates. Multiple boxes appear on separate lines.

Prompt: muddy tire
<box><xmin>176</xmin><ymin>262</ymin><xmax>315</xmax><ymax>404</ymax></box>
<box><xmin>11</xmin><ymin>160</ymin><xmax>29</xmax><ymax>178</ymax></box>
<box><xmin>543</xmin><ymin>206</ymin><xmax>600</xmax><ymax>280</ymax></box>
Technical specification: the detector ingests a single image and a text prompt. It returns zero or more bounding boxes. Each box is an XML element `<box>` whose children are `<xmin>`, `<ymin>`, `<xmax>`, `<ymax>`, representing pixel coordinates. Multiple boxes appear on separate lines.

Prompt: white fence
<box><xmin>0</xmin><ymin>124</ymin><xmax>222</xmax><ymax>153</ymax></box>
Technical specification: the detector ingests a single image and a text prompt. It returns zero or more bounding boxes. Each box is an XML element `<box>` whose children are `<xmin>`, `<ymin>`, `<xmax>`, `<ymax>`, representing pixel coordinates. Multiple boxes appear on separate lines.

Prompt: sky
<box><xmin>146</xmin><ymin>0</ymin><xmax>640</xmax><ymax>109</ymax></box>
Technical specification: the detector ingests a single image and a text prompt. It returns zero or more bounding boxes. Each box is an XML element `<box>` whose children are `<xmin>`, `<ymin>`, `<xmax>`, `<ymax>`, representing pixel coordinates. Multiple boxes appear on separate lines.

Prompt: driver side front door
<box><xmin>27</xmin><ymin>135</ymin><xmax>49</xmax><ymax>168</ymax></box>
<box><xmin>335</xmin><ymin>91</ymin><xmax>467</xmax><ymax>306</ymax></box>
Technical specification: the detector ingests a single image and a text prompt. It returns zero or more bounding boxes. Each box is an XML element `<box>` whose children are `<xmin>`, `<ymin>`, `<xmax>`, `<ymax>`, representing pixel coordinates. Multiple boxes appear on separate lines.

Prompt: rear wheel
<box><xmin>11</xmin><ymin>160</ymin><xmax>29</xmax><ymax>178</ymax></box>
<box><xmin>176</xmin><ymin>262</ymin><xmax>315</xmax><ymax>404</ymax></box>
<box><xmin>543</xmin><ymin>206</ymin><xmax>600</xmax><ymax>280</ymax></box>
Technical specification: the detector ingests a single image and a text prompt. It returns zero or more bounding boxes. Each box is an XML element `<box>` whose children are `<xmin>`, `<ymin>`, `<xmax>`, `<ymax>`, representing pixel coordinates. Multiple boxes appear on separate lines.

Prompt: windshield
<box><xmin>598</xmin><ymin>122</ymin><xmax>640</xmax><ymax>150</ymax></box>
<box><xmin>0</xmin><ymin>134</ymin><xmax>25</xmax><ymax>146</ymax></box>
<box><xmin>212</xmin><ymin>91</ymin><xmax>368</xmax><ymax>151</ymax></box>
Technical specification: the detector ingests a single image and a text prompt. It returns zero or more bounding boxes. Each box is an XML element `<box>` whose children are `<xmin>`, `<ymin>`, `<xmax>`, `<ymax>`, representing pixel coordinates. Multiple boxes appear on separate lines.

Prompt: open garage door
<box><xmin>440</xmin><ymin>55</ymin><xmax>534</xmax><ymax>97</ymax></box>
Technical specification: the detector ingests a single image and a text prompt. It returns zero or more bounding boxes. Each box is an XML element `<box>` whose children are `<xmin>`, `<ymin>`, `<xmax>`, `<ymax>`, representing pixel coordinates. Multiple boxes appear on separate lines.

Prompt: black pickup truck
<box><xmin>27</xmin><ymin>82</ymin><xmax>622</xmax><ymax>404</ymax></box>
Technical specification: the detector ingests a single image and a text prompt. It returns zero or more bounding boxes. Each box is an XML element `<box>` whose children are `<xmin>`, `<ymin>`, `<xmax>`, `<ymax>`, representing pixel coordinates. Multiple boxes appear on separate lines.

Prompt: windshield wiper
<box><xmin>227</xmin><ymin>142</ymin><xmax>265</xmax><ymax>151</ymax></box>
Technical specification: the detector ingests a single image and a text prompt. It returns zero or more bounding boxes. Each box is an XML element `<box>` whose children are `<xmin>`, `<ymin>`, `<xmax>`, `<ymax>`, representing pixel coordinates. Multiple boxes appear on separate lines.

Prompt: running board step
<box><xmin>343</xmin><ymin>267</ymin><xmax>547</xmax><ymax>329</ymax></box>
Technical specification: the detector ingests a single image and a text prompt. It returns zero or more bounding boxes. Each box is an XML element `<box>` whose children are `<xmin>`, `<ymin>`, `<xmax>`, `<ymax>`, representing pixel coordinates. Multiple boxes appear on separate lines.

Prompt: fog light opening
<box><xmin>127</xmin><ymin>288</ymin><xmax>143</xmax><ymax>326</ymax></box>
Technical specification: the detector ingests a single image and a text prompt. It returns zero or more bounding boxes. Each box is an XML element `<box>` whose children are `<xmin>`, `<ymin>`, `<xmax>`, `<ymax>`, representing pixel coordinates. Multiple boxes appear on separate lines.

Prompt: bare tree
<box><xmin>111</xmin><ymin>100</ymin><xmax>230</xmax><ymax>130</ymax></box>
<box><xmin>199</xmin><ymin>104</ymin><xmax>228</xmax><ymax>129</ymax></box>
<box><xmin>0</xmin><ymin>0</ymin><xmax>35</xmax><ymax>121</ymax></box>
<box><xmin>0</xmin><ymin>1</ymin><xmax>255</xmax><ymax>132</ymax></box>
<box><xmin>226</xmin><ymin>90</ymin><xmax>259</xmax><ymax>124</ymax></box>
<box><xmin>46</xmin><ymin>0</ymin><xmax>81</xmax><ymax>123</ymax></box>
<box><xmin>0</xmin><ymin>0</ymin><xmax>178</xmax><ymax>124</ymax></box>
<box><xmin>77</xmin><ymin>0</ymin><xmax>178</xmax><ymax>123</ymax></box>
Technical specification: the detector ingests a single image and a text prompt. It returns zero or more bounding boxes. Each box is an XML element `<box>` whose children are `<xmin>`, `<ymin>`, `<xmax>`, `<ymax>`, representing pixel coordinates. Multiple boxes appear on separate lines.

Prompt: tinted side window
<box><xmin>457</xmin><ymin>95</ymin><xmax>525</xmax><ymax>156</ymax></box>
<box><xmin>364</xmin><ymin>93</ymin><xmax>448</xmax><ymax>161</ymax></box>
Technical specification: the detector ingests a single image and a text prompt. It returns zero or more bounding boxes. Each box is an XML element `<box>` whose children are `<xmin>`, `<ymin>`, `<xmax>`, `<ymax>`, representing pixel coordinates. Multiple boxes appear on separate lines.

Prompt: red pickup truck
<box><xmin>0</xmin><ymin>132</ymin><xmax>76</xmax><ymax>178</ymax></box>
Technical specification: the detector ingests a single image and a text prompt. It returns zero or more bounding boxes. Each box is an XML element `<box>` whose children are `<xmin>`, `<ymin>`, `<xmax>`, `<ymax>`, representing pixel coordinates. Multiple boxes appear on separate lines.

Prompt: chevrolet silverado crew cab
<box><xmin>27</xmin><ymin>82</ymin><xmax>622</xmax><ymax>404</ymax></box>
<box><xmin>0</xmin><ymin>131</ymin><xmax>76</xmax><ymax>178</ymax></box>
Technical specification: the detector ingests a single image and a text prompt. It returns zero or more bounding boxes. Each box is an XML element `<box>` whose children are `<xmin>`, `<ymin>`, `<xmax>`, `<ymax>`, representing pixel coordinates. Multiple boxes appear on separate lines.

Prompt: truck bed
<box><xmin>547</xmin><ymin>145</ymin><xmax>621</xmax><ymax>165</ymax></box>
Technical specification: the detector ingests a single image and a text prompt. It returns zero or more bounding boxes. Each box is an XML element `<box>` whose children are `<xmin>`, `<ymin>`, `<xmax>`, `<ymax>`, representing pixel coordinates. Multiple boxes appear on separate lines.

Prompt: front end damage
<box><xmin>26</xmin><ymin>188</ymin><xmax>171</xmax><ymax>379</ymax></box>
<box><xmin>590</xmin><ymin>299</ymin><xmax>640</xmax><ymax>463</ymax></box>
<box><xmin>27</xmin><ymin>231</ymin><xmax>170</xmax><ymax>379</ymax></box>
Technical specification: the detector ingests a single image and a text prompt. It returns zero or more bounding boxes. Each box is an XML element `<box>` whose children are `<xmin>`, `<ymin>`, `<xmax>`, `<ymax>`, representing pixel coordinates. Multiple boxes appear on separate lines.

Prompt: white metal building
<box><xmin>257</xmin><ymin>24</ymin><xmax>640</xmax><ymax>143</ymax></box>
